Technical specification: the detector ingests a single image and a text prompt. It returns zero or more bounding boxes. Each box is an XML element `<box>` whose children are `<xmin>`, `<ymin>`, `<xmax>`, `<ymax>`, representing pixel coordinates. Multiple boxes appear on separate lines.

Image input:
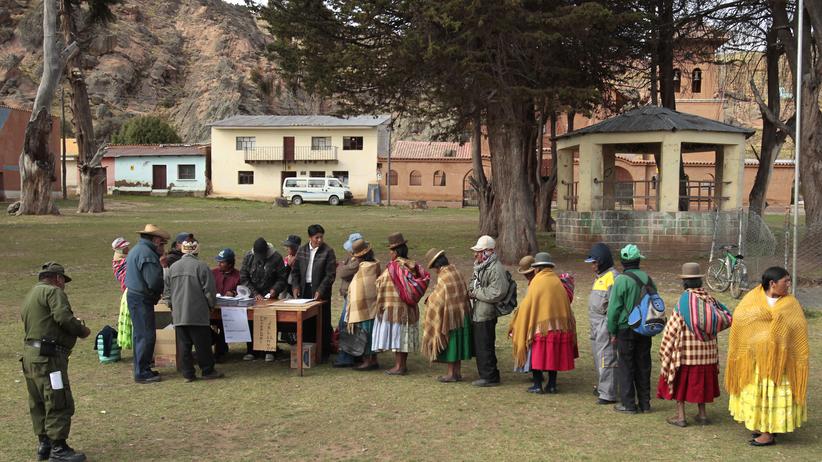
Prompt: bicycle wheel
<box><xmin>706</xmin><ymin>259</ymin><xmax>730</xmax><ymax>292</ymax></box>
<box><xmin>730</xmin><ymin>262</ymin><xmax>748</xmax><ymax>299</ymax></box>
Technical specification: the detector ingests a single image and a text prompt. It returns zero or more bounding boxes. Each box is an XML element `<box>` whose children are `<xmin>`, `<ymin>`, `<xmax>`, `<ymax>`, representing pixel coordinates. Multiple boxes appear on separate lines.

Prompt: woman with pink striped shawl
<box><xmin>112</xmin><ymin>237</ymin><xmax>133</xmax><ymax>349</ymax></box>
<box><xmin>657</xmin><ymin>262</ymin><xmax>732</xmax><ymax>427</ymax></box>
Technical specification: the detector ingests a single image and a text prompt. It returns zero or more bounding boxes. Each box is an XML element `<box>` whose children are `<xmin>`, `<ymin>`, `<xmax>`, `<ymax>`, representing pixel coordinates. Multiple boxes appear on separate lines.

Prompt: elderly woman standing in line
<box><xmin>517</xmin><ymin>256</ymin><xmax>537</xmax><ymax>285</ymax></box>
<box><xmin>334</xmin><ymin>232</ymin><xmax>364</xmax><ymax>368</ymax></box>
<box><xmin>421</xmin><ymin>249</ymin><xmax>473</xmax><ymax>383</ymax></box>
<box><xmin>344</xmin><ymin>239</ymin><xmax>382</xmax><ymax>371</ymax></box>
<box><xmin>726</xmin><ymin>266</ymin><xmax>808</xmax><ymax>447</ymax></box>
<box><xmin>509</xmin><ymin>252</ymin><xmax>577</xmax><ymax>394</ymax></box>
<box><xmin>372</xmin><ymin>233</ymin><xmax>430</xmax><ymax>375</ymax></box>
<box><xmin>657</xmin><ymin>262</ymin><xmax>732</xmax><ymax>427</ymax></box>
<box><xmin>112</xmin><ymin>237</ymin><xmax>132</xmax><ymax>350</ymax></box>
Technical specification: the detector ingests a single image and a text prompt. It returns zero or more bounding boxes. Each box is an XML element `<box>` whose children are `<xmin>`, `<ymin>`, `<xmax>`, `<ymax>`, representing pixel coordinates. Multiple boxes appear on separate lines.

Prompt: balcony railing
<box><xmin>244</xmin><ymin>146</ymin><xmax>339</xmax><ymax>162</ymax></box>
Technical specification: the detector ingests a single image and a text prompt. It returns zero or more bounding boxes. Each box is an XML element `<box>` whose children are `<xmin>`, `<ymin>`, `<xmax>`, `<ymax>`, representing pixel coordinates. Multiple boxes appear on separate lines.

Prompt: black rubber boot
<box><xmin>48</xmin><ymin>440</ymin><xmax>86</xmax><ymax>462</ymax></box>
<box><xmin>36</xmin><ymin>435</ymin><xmax>51</xmax><ymax>461</ymax></box>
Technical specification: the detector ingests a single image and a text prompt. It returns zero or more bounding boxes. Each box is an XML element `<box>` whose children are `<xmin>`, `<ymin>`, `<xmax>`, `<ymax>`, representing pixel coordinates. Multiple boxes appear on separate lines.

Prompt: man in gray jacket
<box><xmin>166</xmin><ymin>239</ymin><xmax>223</xmax><ymax>382</ymax></box>
<box><xmin>468</xmin><ymin>235</ymin><xmax>508</xmax><ymax>387</ymax></box>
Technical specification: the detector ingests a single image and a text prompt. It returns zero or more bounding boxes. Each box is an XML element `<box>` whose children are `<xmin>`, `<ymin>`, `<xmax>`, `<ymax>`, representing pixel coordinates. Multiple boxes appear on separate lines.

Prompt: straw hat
<box><xmin>679</xmin><ymin>262</ymin><xmax>704</xmax><ymax>279</ymax></box>
<box><xmin>531</xmin><ymin>252</ymin><xmax>555</xmax><ymax>268</ymax></box>
<box><xmin>517</xmin><ymin>255</ymin><xmax>536</xmax><ymax>274</ymax></box>
<box><xmin>136</xmin><ymin>224</ymin><xmax>170</xmax><ymax>240</ymax></box>
<box><xmin>387</xmin><ymin>232</ymin><xmax>408</xmax><ymax>249</ymax></box>
<box><xmin>424</xmin><ymin>248</ymin><xmax>446</xmax><ymax>269</ymax></box>
<box><xmin>352</xmin><ymin>239</ymin><xmax>372</xmax><ymax>258</ymax></box>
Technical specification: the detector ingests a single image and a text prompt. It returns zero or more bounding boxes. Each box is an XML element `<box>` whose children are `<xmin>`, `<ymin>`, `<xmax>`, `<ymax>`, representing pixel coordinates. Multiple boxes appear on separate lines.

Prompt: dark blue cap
<box><xmin>215</xmin><ymin>248</ymin><xmax>235</xmax><ymax>262</ymax></box>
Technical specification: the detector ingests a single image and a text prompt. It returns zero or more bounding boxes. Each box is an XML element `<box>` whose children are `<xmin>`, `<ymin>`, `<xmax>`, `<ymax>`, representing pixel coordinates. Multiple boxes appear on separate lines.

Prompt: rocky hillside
<box><xmin>0</xmin><ymin>0</ymin><xmax>323</xmax><ymax>142</ymax></box>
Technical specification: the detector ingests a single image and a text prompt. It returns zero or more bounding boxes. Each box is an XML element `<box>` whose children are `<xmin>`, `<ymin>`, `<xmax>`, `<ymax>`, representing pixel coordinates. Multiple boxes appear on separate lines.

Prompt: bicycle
<box><xmin>706</xmin><ymin>244</ymin><xmax>748</xmax><ymax>298</ymax></box>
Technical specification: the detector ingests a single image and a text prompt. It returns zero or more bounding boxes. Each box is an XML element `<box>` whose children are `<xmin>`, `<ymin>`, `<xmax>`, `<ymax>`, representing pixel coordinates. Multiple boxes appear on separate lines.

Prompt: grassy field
<box><xmin>0</xmin><ymin>197</ymin><xmax>819</xmax><ymax>461</ymax></box>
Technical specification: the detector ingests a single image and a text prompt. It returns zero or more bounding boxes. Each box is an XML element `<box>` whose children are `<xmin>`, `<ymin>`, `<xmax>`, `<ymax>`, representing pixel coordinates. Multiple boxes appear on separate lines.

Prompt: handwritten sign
<box><xmin>221</xmin><ymin>307</ymin><xmax>251</xmax><ymax>343</ymax></box>
<box><xmin>253</xmin><ymin>307</ymin><xmax>278</xmax><ymax>351</ymax></box>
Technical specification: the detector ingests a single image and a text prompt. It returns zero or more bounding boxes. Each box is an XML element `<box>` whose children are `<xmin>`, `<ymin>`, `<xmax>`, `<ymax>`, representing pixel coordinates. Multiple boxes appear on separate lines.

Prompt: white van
<box><xmin>282</xmin><ymin>177</ymin><xmax>353</xmax><ymax>205</ymax></box>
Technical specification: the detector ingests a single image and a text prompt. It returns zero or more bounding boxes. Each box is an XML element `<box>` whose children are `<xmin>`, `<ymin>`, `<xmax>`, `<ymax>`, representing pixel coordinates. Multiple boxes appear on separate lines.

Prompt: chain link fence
<box><xmin>711</xmin><ymin>208</ymin><xmax>822</xmax><ymax>310</ymax></box>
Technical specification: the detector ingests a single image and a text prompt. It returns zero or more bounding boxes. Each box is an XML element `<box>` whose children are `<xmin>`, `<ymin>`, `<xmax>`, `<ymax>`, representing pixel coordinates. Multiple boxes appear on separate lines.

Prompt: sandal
<box><xmin>693</xmin><ymin>415</ymin><xmax>710</xmax><ymax>425</ymax></box>
<box><xmin>437</xmin><ymin>375</ymin><xmax>459</xmax><ymax>383</ymax></box>
<box><xmin>666</xmin><ymin>416</ymin><xmax>687</xmax><ymax>428</ymax></box>
<box><xmin>354</xmin><ymin>363</ymin><xmax>380</xmax><ymax>371</ymax></box>
<box><xmin>384</xmin><ymin>369</ymin><xmax>407</xmax><ymax>376</ymax></box>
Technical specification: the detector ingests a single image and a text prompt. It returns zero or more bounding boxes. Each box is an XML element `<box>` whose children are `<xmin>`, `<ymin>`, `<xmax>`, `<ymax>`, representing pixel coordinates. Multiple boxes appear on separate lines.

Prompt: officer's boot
<box><xmin>48</xmin><ymin>439</ymin><xmax>86</xmax><ymax>462</ymax></box>
<box><xmin>36</xmin><ymin>435</ymin><xmax>51</xmax><ymax>461</ymax></box>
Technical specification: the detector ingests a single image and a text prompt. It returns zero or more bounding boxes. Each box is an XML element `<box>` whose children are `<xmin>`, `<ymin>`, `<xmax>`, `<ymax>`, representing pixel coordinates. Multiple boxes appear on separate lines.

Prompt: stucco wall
<box><xmin>377</xmin><ymin>160</ymin><xmax>490</xmax><ymax>205</ymax></box>
<box><xmin>210</xmin><ymin>126</ymin><xmax>381</xmax><ymax>199</ymax></box>
<box><xmin>113</xmin><ymin>156</ymin><xmax>206</xmax><ymax>192</ymax></box>
<box><xmin>0</xmin><ymin>107</ymin><xmax>62</xmax><ymax>199</ymax></box>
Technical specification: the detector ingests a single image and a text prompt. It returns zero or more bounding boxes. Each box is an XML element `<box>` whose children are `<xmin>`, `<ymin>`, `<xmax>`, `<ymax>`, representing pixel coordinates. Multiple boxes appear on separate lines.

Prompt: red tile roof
<box><xmin>104</xmin><ymin>144</ymin><xmax>207</xmax><ymax>158</ymax></box>
<box><xmin>381</xmin><ymin>140</ymin><xmax>475</xmax><ymax>160</ymax></box>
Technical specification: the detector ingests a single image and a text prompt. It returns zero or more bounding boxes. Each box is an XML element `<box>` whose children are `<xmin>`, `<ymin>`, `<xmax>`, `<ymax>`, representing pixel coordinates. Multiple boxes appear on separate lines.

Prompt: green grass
<box><xmin>1</xmin><ymin>197</ymin><xmax>820</xmax><ymax>461</ymax></box>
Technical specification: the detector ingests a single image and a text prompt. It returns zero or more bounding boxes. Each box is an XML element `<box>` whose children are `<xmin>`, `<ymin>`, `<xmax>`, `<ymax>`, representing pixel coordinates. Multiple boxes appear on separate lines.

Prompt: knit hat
<box><xmin>344</xmin><ymin>232</ymin><xmax>363</xmax><ymax>253</ymax></box>
<box><xmin>111</xmin><ymin>237</ymin><xmax>130</xmax><ymax>252</ymax></box>
<box><xmin>253</xmin><ymin>237</ymin><xmax>268</xmax><ymax>256</ymax></box>
<box><xmin>620</xmin><ymin>244</ymin><xmax>645</xmax><ymax>262</ymax></box>
<box><xmin>181</xmin><ymin>240</ymin><xmax>199</xmax><ymax>255</ymax></box>
<box><xmin>215</xmin><ymin>248</ymin><xmax>235</xmax><ymax>263</ymax></box>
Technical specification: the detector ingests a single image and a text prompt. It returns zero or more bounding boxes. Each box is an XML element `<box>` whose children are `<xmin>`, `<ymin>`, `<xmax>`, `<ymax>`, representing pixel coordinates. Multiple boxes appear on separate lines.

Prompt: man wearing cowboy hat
<box><xmin>21</xmin><ymin>262</ymin><xmax>91</xmax><ymax>462</ymax></box>
<box><xmin>126</xmin><ymin>224</ymin><xmax>170</xmax><ymax>384</ymax></box>
<box><xmin>468</xmin><ymin>235</ymin><xmax>508</xmax><ymax>387</ymax></box>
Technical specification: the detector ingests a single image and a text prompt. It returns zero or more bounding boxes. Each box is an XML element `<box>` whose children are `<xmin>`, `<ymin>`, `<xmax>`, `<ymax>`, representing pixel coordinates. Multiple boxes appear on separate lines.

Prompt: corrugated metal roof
<box><xmin>558</xmin><ymin>106</ymin><xmax>755</xmax><ymax>139</ymax></box>
<box><xmin>382</xmin><ymin>140</ymin><xmax>473</xmax><ymax>160</ymax></box>
<box><xmin>104</xmin><ymin>144</ymin><xmax>207</xmax><ymax>158</ymax></box>
<box><xmin>209</xmin><ymin>114</ymin><xmax>391</xmax><ymax>128</ymax></box>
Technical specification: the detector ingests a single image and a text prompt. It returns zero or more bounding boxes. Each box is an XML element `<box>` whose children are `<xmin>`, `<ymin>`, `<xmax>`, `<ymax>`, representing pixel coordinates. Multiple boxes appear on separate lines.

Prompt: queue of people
<box><xmin>20</xmin><ymin>225</ymin><xmax>810</xmax><ymax>461</ymax></box>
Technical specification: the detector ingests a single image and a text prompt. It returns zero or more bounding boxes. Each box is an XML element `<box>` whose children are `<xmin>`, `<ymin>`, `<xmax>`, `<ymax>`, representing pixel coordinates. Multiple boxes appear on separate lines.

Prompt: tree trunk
<box><xmin>750</xmin><ymin>27</ymin><xmax>788</xmax><ymax>216</ymax></box>
<box><xmin>470</xmin><ymin>113</ymin><xmax>497</xmax><ymax>236</ymax></box>
<box><xmin>486</xmin><ymin>99</ymin><xmax>538</xmax><ymax>263</ymax></box>
<box><xmin>16</xmin><ymin>0</ymin><xmax>72</xmax><ymax>215</ymax></box>
<box><xmin>657</xmin><ymin>0</ymin><xmax>676</xmax><ymax>110</ymax></box>
<box><xmin>536</xmin><ymin>112</ymin><xmax>558</xmax><ymax>232</ymax></box>
<box><xmin>60</xmin><ymin>0</ymin><xmax>104</xmax><ymax>213</ymax></box>
<box><xmin>535</xmin><ymin>110</ymin><xmax>550</xmax><ymax>232</ymax></box>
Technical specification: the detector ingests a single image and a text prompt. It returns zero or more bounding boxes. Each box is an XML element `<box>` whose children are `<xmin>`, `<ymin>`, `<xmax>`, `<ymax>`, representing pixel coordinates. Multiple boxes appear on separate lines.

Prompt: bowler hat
<box><xmin>531</xmin><ymin>252</ymin><xmax>555</xmax><ymax>268</ymax></box>
<box><xmin>424</xmin><ymin>248</ymin><xmax>446</xmax><ymax>269</ymax></box>
<box><xmin>137</xmin><ymin>224</ymin><xmax>171</xmax><ymax>240</ymax></box>
<box><xmin>679</xmin><ymin>262</ymin><xmax>704</xmax><ymax>279</ymax></box>
<box><xmin>387</xmin><ymin>232</ymin><xmax>408</xmax><ymax>249</ymax></box>
<box><xmin>517</xmin><ymin>255</ymin><xmax>536</xmax><ymax>274</ymax></box>
<box><xmin>352</xmin><ymin>239</ymin><xmax>372</xmax><ymax>258</ymax></box>
<box><xmin>39</xmin><ymin>261</ymin><xmax>72</xmax><ymax>283</ymax></box>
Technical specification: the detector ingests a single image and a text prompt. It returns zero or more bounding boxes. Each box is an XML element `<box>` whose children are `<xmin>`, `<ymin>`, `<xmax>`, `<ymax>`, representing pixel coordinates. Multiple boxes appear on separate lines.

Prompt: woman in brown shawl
<box><xmin>345</xmin><ymin>239</ymin><xmax>382</xmax><ymax>371</ymax></box>
<box><xmin>422</xmin><ymin>249</ymin><xmax>473</xmax><ymax>382</ymax></box>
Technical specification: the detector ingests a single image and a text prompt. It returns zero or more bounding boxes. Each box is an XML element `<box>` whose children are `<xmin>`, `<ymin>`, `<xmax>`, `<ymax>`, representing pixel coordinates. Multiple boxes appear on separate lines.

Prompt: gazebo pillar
<box><xmin>720</xmin><ymin>143</ymin><xmax>744</xmax><ymax>211</ymax></box>
<box><xmin>556</xmin><ymin>147</ymin><xmax>575</xmax><ymax>211</ymax></box>
<box><xmin>578</xmin><ymin>140</ymin><xmax>604</xmax><ymax>211</ymax></box>
<box><xmin>659</xmin><ymin>135</ymin><xmax>682</xmax><ymax>212</ymax></box>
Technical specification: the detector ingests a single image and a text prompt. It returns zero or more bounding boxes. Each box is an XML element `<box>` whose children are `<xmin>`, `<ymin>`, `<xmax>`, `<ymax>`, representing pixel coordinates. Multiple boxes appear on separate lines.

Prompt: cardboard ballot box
<box><xmin>290</xmin><ymin>342</ymin><xmax>316</xmax><ymax>369</ymax></box>
<box><xmin>153</xmin><ymin>302</ymin><xmax>179</xmax><ymax>368</ymax></box>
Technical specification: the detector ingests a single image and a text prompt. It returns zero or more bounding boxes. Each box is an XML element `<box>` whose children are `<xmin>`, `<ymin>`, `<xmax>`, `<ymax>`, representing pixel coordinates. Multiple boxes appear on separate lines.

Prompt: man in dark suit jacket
<box><xmin>289</xmin><ymin>224</ymin><xmax>337</xmax><ymax>360</ymax></box>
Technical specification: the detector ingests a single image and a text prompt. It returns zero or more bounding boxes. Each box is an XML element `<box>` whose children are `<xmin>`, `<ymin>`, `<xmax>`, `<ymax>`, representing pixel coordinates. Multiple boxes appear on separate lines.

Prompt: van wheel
<box><xmin>292</xmin><ymin>196</ymin><xmax>303</xmax><ymax>205</ymax></box>
<box><xmin>328</xmin><ymin>195</ymin><xmax>340</xmax><ymax>206</ymax></box>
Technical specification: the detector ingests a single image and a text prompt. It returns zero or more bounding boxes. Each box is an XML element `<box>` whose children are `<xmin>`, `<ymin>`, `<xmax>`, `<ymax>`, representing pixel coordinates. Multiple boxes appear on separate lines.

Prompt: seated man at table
<box><xmin>240</xmin><ymin>237</ymin><xmax>288</xmax><ymax>361</ymax></box>
<box><xmin>211</xmin><ymin>248</ymin><xmax>239</xmax><ymax>361</ymax></box>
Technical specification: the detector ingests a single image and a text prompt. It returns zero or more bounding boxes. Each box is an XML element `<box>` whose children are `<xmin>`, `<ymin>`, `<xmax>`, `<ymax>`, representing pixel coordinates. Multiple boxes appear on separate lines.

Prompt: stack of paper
<box><xmin>216</xmin><ymin>294</ymin><xmax>255</xmax><ymax>307</ymax></box>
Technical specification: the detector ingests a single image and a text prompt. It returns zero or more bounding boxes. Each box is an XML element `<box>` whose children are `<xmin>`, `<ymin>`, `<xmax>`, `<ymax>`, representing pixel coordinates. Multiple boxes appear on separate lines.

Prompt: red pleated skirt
<box><xmin>530</xmin><ymin>331</ymin><xmax>577</xmax><ymax>371</ymax></box>
<box><xmin>657</xmin><ymin>364</ymin><xmax>720</xmax><ymax>404</ymax></box>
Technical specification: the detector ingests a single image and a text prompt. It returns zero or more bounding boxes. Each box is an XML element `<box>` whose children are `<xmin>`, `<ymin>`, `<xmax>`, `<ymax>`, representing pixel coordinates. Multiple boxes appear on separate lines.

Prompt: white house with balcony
<box><xmin>209</xmin><ymin>114</ymin><xmax>391</xmax><ymax>200</ymax></box>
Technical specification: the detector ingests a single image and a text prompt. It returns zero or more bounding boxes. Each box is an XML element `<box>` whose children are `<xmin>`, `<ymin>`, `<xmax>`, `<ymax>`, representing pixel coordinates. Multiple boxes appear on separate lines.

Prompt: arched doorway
<box><xmin>463</xmin><ymin>170</ymin><xmax>478</xmax><ymax>207</ymax></box>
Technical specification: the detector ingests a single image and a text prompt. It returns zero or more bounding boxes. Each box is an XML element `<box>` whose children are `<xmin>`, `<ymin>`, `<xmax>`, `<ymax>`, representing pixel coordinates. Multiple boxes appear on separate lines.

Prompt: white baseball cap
<box><xmin>471</xmin><ymin>235</ymin><xmax>496</xmax><ymax>252</ymax></box>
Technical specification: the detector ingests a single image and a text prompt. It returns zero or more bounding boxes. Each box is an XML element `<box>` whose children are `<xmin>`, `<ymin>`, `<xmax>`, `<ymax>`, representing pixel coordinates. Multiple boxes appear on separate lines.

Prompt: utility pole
<box><xmin>60</xmin><ymin>84</ymin><xmax>67</xmax><ymax>199</ymax></box>
<box><xmin>387</xmin><ymin>124</ymin><xmax>392</xmax><ymax>207</ymax></box>
<box><xmin>791</xmin><ymin>0</ymin><xmax>804</xmax><ymax>295</ymax></box>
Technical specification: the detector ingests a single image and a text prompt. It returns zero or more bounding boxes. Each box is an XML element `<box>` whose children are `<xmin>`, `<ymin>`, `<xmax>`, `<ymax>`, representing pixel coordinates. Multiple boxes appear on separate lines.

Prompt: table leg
<box><xmin>296</xmin><ymin>311</ymin><xmax>304</xmax><ymax>377</ymax></box>
<box><xmin>316</xmin><ymin>306</ymin><xmax>323</xmax><ymax>363</ymax></box>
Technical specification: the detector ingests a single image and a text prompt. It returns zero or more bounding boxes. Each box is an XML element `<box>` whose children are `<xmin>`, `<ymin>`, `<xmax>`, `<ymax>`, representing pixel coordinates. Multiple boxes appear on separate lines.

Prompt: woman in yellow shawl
<box><xmin>421</xmin><ymin>249</ymin><xmax>473</xmax><ymax>383</ymax></box>
<box><xmin>508</xmin><ymin>252</ymin><xmax>577</xmax><ymax>394</ymax></box>
<box><xmin>726</xmin><ymin>266</ymin><xmax>808</xmax><ymax>447</ymax></box>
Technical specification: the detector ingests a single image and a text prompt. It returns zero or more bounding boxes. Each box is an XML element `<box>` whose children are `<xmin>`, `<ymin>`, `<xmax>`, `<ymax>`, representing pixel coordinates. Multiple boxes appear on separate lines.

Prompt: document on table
<box><xmin>283</xmin><ymin>298</ymin><xmax>315</xmax><ymax>304</ymax></box>
<box><xmin>221</xmin><ymin>307</ymin><xmax>251</xmax><ymax>343</ymax></box>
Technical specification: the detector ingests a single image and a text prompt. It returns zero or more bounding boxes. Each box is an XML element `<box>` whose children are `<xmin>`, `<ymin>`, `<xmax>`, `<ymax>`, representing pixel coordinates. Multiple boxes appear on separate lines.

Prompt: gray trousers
<box><xmin>589</xmin><ymin>310</ymin><xmax>618</xmax><ymax>401</ymax></box>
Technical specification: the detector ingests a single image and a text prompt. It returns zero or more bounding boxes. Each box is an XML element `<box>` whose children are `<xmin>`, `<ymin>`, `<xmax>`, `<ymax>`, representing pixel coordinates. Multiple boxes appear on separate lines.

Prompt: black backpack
<box><xmin>495</xmin><ymin>270</ymin><xmax>518</xmax><ymax>316</ymax></box>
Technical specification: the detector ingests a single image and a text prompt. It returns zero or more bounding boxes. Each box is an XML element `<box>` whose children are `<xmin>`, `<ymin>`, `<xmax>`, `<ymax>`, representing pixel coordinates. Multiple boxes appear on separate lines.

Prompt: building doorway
<box><xmin>280</xmin><ymin>171</ymin><xmax>296</xmax><ymax>195</ymax></box>
<box><xmin>462</xmin><ymin>170</ymin><xmax>478</xmax><ymax>207</ymax></box>
<box><xmin>283</xmin><ymin>137</ymin><xmax>295</xmax><ymax>162</ymax></box>
<box><xmin>152</xmin><ymin>165</ymin><xmax>167</xmax><ymax>190</ymax></box>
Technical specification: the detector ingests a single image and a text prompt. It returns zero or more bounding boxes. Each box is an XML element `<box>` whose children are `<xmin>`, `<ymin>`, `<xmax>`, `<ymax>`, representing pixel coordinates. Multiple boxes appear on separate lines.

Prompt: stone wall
<box><xmin>556</xmin><ymin>210</ymin><xmax>740</xmax><ymax>257</ymax></box>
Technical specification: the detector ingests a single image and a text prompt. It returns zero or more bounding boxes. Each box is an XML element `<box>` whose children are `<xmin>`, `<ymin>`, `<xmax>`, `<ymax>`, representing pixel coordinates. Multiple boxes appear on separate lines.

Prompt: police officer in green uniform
<box><xmin>21</xmin><ymin>262</ymin><xmax>91</xmax><ymax>462</ymax></box>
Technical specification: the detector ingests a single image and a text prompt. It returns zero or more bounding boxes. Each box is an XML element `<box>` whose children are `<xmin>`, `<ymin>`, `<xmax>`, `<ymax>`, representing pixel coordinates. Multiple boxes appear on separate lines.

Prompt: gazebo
<box><xmin>554</xmin><ymin>106</ymin><xmax>755</xmax><ymax>256</ymax></box>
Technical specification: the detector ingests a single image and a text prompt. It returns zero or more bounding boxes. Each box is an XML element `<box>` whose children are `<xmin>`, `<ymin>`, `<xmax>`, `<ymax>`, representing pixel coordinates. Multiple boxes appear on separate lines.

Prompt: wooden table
<box><xmin>213</xmin><ymin>300</ymin><xmax>323</xmax><ymax>377</ymax></box>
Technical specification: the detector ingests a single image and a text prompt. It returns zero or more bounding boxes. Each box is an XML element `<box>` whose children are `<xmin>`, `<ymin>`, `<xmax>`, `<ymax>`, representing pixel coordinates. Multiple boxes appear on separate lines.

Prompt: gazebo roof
<box><xmin>558</xmin><ymin>106</ymin><xmax>755</xmax><ymax>140</ymax></box>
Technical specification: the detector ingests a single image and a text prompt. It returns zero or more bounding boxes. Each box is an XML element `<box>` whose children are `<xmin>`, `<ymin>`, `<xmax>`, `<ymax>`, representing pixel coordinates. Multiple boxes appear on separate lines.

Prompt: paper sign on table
<box><xmin>283</xmin><ymin>298</ymin><xmax>315</xmax><ymax>305</ymax></box>
<box><xmin>221</xmin><ymin>307</ymin><xmax>251</xmax><ymax>343</ymax></box>
<box><xmin>253</xmin><ymin>307</ymin><xmax>278</xmax><ymax>352</ymax></box>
